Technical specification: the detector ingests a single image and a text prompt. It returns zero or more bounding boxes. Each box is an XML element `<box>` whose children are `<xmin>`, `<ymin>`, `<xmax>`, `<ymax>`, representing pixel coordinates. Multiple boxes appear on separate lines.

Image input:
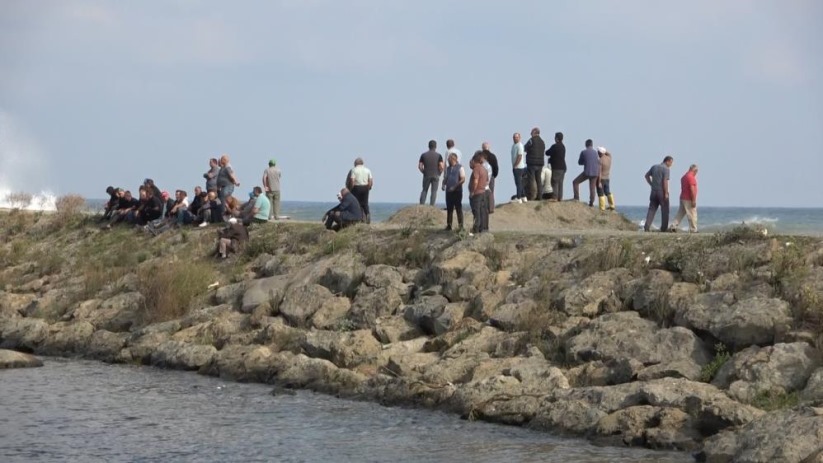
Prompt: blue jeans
<box><xmin>219</xmin><ymin>184</ymin><xmax>234</xmax><ymax>203</ymax></box>
<box><xmin>512</xmin><ymin>168</ymin><xmax>525</xmax><ymax>199</ymax></box>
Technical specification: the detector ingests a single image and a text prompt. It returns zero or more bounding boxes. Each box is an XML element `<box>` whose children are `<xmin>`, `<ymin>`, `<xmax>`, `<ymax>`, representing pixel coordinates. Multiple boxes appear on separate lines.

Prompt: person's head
<box><xmin>253</xmin><ymin>186</ymin><xmax>263</xmax><ymax>196</ymax></box>
<box><xmin>481</xmin><ymin>141</ymin><xmax>490</xmax><ymax>151</ymax></box>
<box><xmin>690</xmin><ymin>164</ymin><xmax>699</xmax><ymax>175</ymax></box>
<box><xmin>555</xmin><ymin>132</ymin><xmax>563</xmax><ymax>143</ymax></box>
<box><xmin>354</xmin><ymin>157</ymin><xmax>364</xmax><ymax>166</ymax></box>
<box><xmin>597</xmin><ymin>146</ymin><xmax>607</xmax><ymax>156</ymax></box>
<box><xmin>448</xmin><ymin>152</ymin><xmax>458</xmax><ymax>166</ymax></box>
<box><xmin>471</xmin><ymin>150</ymin><xmax>484</xmax><ymax>166</ymax></box>
<box><xmin>268</xmin><ymin>158</ymin><xmax>276</xmax><ymax>167</ymax></box>
<box><xmin>428</xmin><ymin>140</ymin><xmax>437</xmax><ymax>150</ymax></box>
<box><xmin>512</xmin><ymin>132</ymin><xmax>521</xmax><ymax>143</ymax></box>
<box><xmin>531</xmin><ymin>127</ymin><xmax>540</xmax><ymax>137</ymax></box>
<box><xmin>207</xmin><ymin>190</ymin><xmax>217</xmax><ymax>201</ymax></box>
<box><xmin>124</xmin><ymin>190</ymin><xmax>133</xmax><ymax>200</ymax></box>
<box><xmin>219</xmin><ymin>154</ymin><xmax>230</xmax><ymax>166</ymax></box>
<box><xmin>138</xmin><ymin>189</ymin><xmax>147</xmax><ymax>200</ymax></box>
<box><xmin>176</xmin><ymin>189</ymin><xmax>187</xmax><ymax>200</ymax></box>
<box><xmin>446</xmin><ymin>139</ymin><xmax>455</xmax><ymax>149</ymax></box>
<box><xmin>161</xmin><ymin>191</ymin><xmax>170</xmax><ymax>201</ymax></box>
<box><xmin>339</xmin><ymin>187</ymin><xmax>349</xmax><ymax>198</ymax></box>
<box><xmin>585</xmin><ymin>139</ymin><xmax>593</xmax><ymax>148</ymax></box>
<box><xmin>116</xmin><ymin>188</ymin><xmax>124</xmax><ymax>197</ymax></box>
<box><xmin>194</xmin><ymin>186</ymin><xmax>202</xmax><ymax>196</ymax></box>
<box><xmin>209</xmin><ymin>157</ymin><xmax>218</xmax><ymax>167</ymax></box>
<box><xmin>663</xmin><ymin>155</ymin><xmax>674</xmax><ymax>167</ymax></box>
<box><xmin>143</xmin><ymin>178</ymin><xmax>154</xmax><ymax>187</ymax></box>
<box><xmin>106</xmin><ymin>186</ymin><xmax>114</xmax><ymax>195</ymax></box>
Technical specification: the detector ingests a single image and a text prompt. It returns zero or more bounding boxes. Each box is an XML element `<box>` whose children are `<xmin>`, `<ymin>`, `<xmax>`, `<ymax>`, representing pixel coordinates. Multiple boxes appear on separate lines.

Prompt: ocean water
<box><xmin>0</xmin><ymin>359</ymin><xmax>690</xmax><ymax>463</ymax></box>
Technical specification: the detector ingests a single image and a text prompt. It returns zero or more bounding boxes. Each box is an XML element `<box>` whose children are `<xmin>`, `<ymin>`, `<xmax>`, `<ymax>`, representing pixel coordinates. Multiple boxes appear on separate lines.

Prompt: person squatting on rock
<box><xmin>596</xmin><ymin>146</ymin><xmax>616</xmax><ymax>211</ymax></box>
<box><xmin>644</xmin><ymin>155</ymin><xmax>674</xmax><ymax>232</ymax></box>
<box><xmin>670</xmin><ymin>164</ymin><xmax>699</xmax><ymax>233</ymax></box>
<box><xmin>545</xmin><ymin>132</ymin><xmax>566</xmax><ymax>201</ymax></box>
<box><xmin>216</xmin><ymin>217</ymin><xmax>249</xmax><ymax>259</ymax></box>
<box><xmin>572</xmin><ymin>139</ymin><xmax>600</xmax><ymax>207</ymax></box>
<box><xmin>510</xmin><ymin>132</ymin><xmax>527</xmax><ymax>203</ymax></box>
<box><xmin>524</xmin><ymin>127</ymin><xmax>546</xmax><ymax>201</ymax></box>
<box><xmin>262</xmin><ymin>158</ymin><xmax>281</xmax><ymax>220</ymax></box>
<box><xmin>468</xmin><ymin>151</ymin><xmax>489</xmax><ymax>234</ymax></box>
<box><xmin>347</xmin><ymin>157</ymin><xmax>373</xmax><ymax>224</ymax></box>
<box><xmin>323</xmin><ymin>188</ymin><xmax>364</xmax><ymax>231</ymax></box>
<box><xmin>441</xmin><ymin>151</ymin><xmax>465</xmax><ymax>231</ymax></box>
<box><xmin>418</xmin><ymin>140</ymin><xmax>444</xmax><ymax>206</ymax></box>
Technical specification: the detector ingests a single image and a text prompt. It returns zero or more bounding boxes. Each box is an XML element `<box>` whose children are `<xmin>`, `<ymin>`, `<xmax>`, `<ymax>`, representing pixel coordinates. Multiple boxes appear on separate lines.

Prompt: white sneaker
<box><xmin>198</xmin><ymin>222</ymin><xmax>208</xmax><ymax>228</ymax></box>
<box><xmin>522</xmin><ymin>197</ymin><xmax>528</xmax><ymax>203</ymax></box>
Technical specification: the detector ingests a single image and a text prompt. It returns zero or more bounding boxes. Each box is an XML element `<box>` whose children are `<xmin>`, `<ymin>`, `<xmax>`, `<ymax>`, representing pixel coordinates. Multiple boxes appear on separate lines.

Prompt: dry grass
<box><xmin>4</xmin><ymin>192</ymin><xmax>33</xmax><ymax>209</ymax></box>
<box><xmin>137</xmin><ymin>260</ymin><xmax>216</xmax><ymax>324</ymax></box>
<box><xmin>53</xmin><ymin>194</ymin><xmax>87</xmax><ymax>228</ymax></box>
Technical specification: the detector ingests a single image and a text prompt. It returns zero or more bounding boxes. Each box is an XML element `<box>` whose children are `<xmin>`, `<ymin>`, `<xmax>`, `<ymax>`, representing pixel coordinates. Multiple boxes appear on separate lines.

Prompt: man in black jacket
<box><xmin>323</xmin><ymin>188</ymin><xmax>364</xmax><ymax>231</ymax></box>
<box><xmin>481</xmin><ymin>142</ymin><xmax>499</xmax><ymax>213</ymax></box>
<box><xmin>524</xmin><ymin>127</ymin><xmax>546</xmax><ymax>201</ymax></box>
<box><xmin>545</xmin><ymin>132</ymin><xmax>567</xmax><ymax>201</ymax></box>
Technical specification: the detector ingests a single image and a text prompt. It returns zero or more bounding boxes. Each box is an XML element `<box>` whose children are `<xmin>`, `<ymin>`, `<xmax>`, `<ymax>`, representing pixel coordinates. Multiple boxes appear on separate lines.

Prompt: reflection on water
<box><xmin>0</xmin><ymin>359</ymin><xmax>690</xmax><ymax>463</ymax></box>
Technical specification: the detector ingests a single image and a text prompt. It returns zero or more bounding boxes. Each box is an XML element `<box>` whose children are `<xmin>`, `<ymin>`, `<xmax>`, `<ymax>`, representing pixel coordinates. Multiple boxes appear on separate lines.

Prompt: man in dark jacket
<box><xmin>216</xmin><ymin>217</ymin><xmax>249</xmax><ymax>258</ymax></box>
<box><xmin>545</xmin><ymin>132</ymin><xmax>566</xmax><ymax>201</ymax></box>
<box><xmin>323</xmin><ymin>188</ymin><xmax>364</xmax><ymax>231</ymax></box>
<box><xmin>480</xmin><ymin>142</ymin><xmax>499</xmax><ymax>213</ymax></box>
<box><xmin>523</xmin><ymin>127</ymin><xmax>546</xmax><ymax>201</ymax></box>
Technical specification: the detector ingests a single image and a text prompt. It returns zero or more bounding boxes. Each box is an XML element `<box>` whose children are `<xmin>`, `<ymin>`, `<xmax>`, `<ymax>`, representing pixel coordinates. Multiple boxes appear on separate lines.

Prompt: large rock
<box><xmin>273</xmin><ymin>352</ymin><xmax>367</xmax><ymax>395</ymax></box>
<box><xmin>301</xmin><ymin>329</ymin><xmax>381</xmax><ymax>369</ymax></box>
<box><xmin>0</xmin><ymin>349</ymin><xmax>43</xmax><ymax>368</ymax></box>
<box><xmin>22</xmin><ymin>287</ymin><xmax>77</xmax><ymax>321</ymax></box>
<box><xmin>316</xmin><ymin>253</ymin><xmax>366</xmax><ymax>295</ymax></box>
<box><xmin>347</xmin><ymin>265</ymin><xmax>410</xmax><ymax>328</ymax></box>
<box><xmin>150</xmin><ymin>340</ymin><xmax>217</xmax><ymax>370</ymax></box>
<box><xmin>240</xmin><ymin>275</ymin><xmax>289</xmax><ymax>314</ymax></box>
<box><xmin>87</xmin><ymin>330</ymin><xmax>129</xmax><ymax>362</ymax></box>
<box><xmin>713</xmin><ymin>342</ymin><xmax>821</xmax><ymax>403</ymax></box>
<box><xmin>403</xmin><ymin>295</ymin><xmax>450</xmax><ymax>335</ymax></box>
<box><xmin>73</xmin><ymin>292</ymin><xmax>144</xmax><ymax>332</ymax></box>
<box><xmin>279</xmin><ymin>284</ymin><xmax>335</xmax><ymax>328</ymax></box>
<box><xmin>372</xmin><ymin>316</ymin><xmax>423</xmax><ymax>344</ymax></box>
<box><xmin>254</xmin><ymin>318</ymin><xmax>306</xmax><ymax>353</ymax></box>
<box><xmin>567</xmin><ymin>358</ymin><xmax>645</xmax><ymax>387</ymax></box>
<box><xmin>555</xmin><ymin>268</ymin><xmax>630</xmax><ymax>317</ymax></box>
<box><xmin>802</xmin><ymin>368</ymin><xmax>823</xmax><ymax>403</ymax></box>
<box><xmin>203</xmin><ymin>344</ymin><xmax>276</xmax><ymax>382</ymax></box>
<box><xmin>38</xmin><ymin>321</ymin><xmax>95</xmax><ymax>355</ymax></box>
<box><xmin>0</xmin><ymin>291</ymin><xmax>36</xmax><ymax>318</ymax></box>
<box><xmin>594</xmin><ymin>405</ymin><xmax>701</xmax><ymax>450</ymax></box>
<box><xmin>431</xmin><ymin>251</ymin><xmax>494</xmax><ymax>302</ymax></box>
<box><xmin>629</xmin><ymin>270</ymin><xmax>677</xmax><ymax>318</ymax></box>
<box><xmin>697</xmin><ymin>406</ymin><xmax>823</xmax><ymax>463</ymax></box>
<box><xmin>0</xmin><ymin>317</ymin><xmax>49</xmax><ymax>351</ymax></box>
<box><xmin>565</xmin><ymin>311</ymin><xmax>711</xmax><ymax>367</ymax></box>
<box><xmin>310</xmin><ymin>296</ymin><xmax>352</xmax><ymax>330</ymax></box>
<box><xmin>676</xmin><ymin>294</ymin><xmax>792</xmax><ymax>349</ymax></box>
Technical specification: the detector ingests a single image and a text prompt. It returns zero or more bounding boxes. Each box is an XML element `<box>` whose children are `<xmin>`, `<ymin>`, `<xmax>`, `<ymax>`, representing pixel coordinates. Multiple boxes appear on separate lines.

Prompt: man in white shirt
<box><xmin>446</xmin><ymin>139</ymin><xmax>462</xmax><ymax>164</ymax></box>
<box><xmin>511</xmin><ymin>132</ymin><xmax>527</xmax><ymax>203</ymax></box>
<box><xmin>348</xmin><ymin>157</ymin><xmax>374</xmax><ymax>224</ymax></box>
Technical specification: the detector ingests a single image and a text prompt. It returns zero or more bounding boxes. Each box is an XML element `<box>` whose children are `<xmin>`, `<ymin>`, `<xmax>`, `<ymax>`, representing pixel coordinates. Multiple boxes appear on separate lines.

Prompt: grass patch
<box><xmin>479</xmin><ymin>244</ymin><xmax>504</xmax><ymax>272</ymax></box>
<box><xmin>137</xmin><ymin>260</ymin><xmax>216</xmax><ymax>324</ymax></box>
<box><xmin>700</xmin><ymin>343</ymin><xmax>731</xmax><ymax>383</ymax></box>
<box><xmin>578</xmin><ymin>238</ymin><xmax>640</xmax><ymax>277</ymax></box>
<box><xmin>712</xmin><ymin>224</ymin><xmax>768</xmax><ymax>246</ymax></box>
<box><xmin>52</xmin><ymin>194</ymin><xmax>87</xmax><ymax>229</ymax></box>
<box><xmin>749</xmin><ymin>390</ymin><xmax>799</xmax><ymax>411</ymax></box>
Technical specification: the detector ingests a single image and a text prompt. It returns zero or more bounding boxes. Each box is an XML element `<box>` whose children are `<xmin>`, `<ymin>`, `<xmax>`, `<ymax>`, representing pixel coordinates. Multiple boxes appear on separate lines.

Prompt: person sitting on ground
<box><xmin>223</xmin><ymin>195</ymin><xmax>241</xmax><ymax>220</ymax></box>
<box><xmin>244</xmin><ymin>186</ymin><xmax>271</xmax><ymax>226</ymax></box>
<box><xmin>102</xmin><ymin>186</ymin><xmax>120</xmax><ymax>220</ymax></box>
<box><xmin>198</xmin><ymin>190</ymin><xmax>223</xmax><ymax>227</ymax></box>
<box><xmin>103</xmin><ymin>189</ymin><xmax>138</xmax><ymax>228</ymax></box>
<box><xmin>139</xmin><ymin>188</ymin><xmax>164</xmax><ymax>226</ymax></box>
<box><xmin>125</xmin><ymin>189</ymin><xmax>148</xmax><ymax>225</ymax></box>
<box><xmin>178</xmin><ymin>187</ymin><xmax>204</xmax><ymax>225</ymax></box>
<box><xmin>540</xmin><ymin>164</ymin><xmax>554</xmax><ymax>200</ymax></box>
<box><xmin>150</xmin><ymin>190</ymin><xmax>189</xmax><ymax>235</ymax></box>
<box><xmin>323</xmin><ymin>188</ymin><xmax>363</xmax><ymax>231</ymax></box>
<box><xmin>144</xmin><ymin>179</ymin><xmax>162</xmax><ymax>202</ymax></box>
<box><xmin>216</xmin><ymin>217</ymin><xmax>249</xmax><ymax>259</ymax></box>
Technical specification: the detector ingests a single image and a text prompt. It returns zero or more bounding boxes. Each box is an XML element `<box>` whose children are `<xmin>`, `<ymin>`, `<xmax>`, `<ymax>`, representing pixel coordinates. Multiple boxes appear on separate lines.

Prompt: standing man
<box><xmin>446</xmin><ymin>139</ymin><xmax>462</xmax><ymax>163</ymax></box>
<box><xmin>644</xmin><ymin>155</ymin><xmax>674</xmax><ymax>232</ymax></box>
<box><xmin>511</xmin><ymin>132</ymin><xmax>527</xmax><ymax>203</ymax></box>
<box><xmin>349</xmin><ymin>157</ymin><xmax>374</xmax><ymax>224</ymax></box>
<box><xmin>468</xmin><ymin>151</ymin><xmax>489</xmax><ymax>234</ymax></box>
<box><xmin>596</xmin><ymin>147</ymin><xmax>615</xmax><ymax>211</ymax></box>
<box><xmin>546</xmin><ymin>132</ymin><xmax>566</xmax><ymax>201</ymax></box>
<box><xmin>441</xmin><ymin>152</ymin><xmax>465</xmax><ymax>231</ymax></box>
<box><xmin>418</xmin><ymin>140</ymin><xmax>444</xmax><ymax>206</ymax></box>
<box><xmin>670</xmin><ymin>164</ymin><xmax>699</xmax><ymax>233</ymax></box>
<box><xmin>481</xmin><ymin>142</ymin><xmax>498</xmax><ymax>213</ymax></box>
<box><xmin>217</xmin><ymin>154</ymin><xmax>240</xmax><ymax>203</ymax></box>
<box><xmin>262</xmin><ymin>158</ymin><xmax>281</xmax><ymax>220</ymax></box>
<box><xmin>524</xmin><ymin>127</ymin><xmax>546</xmax><ymax>201</ymax></box>
<box><xmin>204</xmin><ymin>158</ymin><xmax>220</xmax><ymax>193</ymax></box>
<box><xmin>572</xmin><ymin>139</ymin><xmax>600</xmax><ymax>207</ymax></box>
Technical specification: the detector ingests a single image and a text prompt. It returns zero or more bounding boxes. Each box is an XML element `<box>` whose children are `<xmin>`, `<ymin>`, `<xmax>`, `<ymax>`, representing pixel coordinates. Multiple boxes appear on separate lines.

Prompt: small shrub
<box><xmin>579</xmin><ymin>238</ymin><xmax>639</xmax><ymax>277</ymax></box>
<box><xmin>334</xmin><ymin>318</ymin><xmax>357</xmax><ymax>332</ymax></box>
<box><xmin>137</xmin><ymin>260</ymin><xmax>216</xmax><ymax>324</ymax></box>
<box><xmin>700</xmin><ymin>343</ymin><xmax>731</xmax><ymax>383</ymax></box>
<box><xmin>5</xmin><ymin>192</ymin><xmax>33</xmax><ymax>209</ymax></box>
<box><xmin>53</xmin><ymin>194</ymin><xmax>86</xmax><ymax>228</ymax></box>
<box><xmin>750</xmin><ymin>390</ymin><xmax>799</xmax><ymax>411</ymax></box>
<box><xmin>480</xmin><ymin>245</ymin><xmax>504</xmax><ymax>272</ymax></box>
<box><xmin>712</xmin><ymin>224</ymin><xmax>768</xmax><ymax>246</ymax></box>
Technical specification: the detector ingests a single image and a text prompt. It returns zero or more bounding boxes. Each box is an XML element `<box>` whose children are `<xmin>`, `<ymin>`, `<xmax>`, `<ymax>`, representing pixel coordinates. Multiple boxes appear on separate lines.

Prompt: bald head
<box><xmin>481</xmin><ymin>142</ymin><xmax>490</xmax><ymax>151</ymax></box>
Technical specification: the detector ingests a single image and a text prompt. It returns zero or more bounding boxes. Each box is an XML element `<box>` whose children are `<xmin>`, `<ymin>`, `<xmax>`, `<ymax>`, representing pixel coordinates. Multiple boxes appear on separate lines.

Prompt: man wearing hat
<box><xmin>263</xmin><ymin>158</ymin><xmax>281</xmax><ymax>220</ymax></box>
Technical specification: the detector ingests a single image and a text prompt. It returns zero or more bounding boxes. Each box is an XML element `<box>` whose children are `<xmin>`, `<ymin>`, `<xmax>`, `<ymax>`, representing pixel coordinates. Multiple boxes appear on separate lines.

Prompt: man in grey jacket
<box><xmin>572</xmin><ymin>139</ymin><xmax>600</xmax><ymax>207</ymax></box>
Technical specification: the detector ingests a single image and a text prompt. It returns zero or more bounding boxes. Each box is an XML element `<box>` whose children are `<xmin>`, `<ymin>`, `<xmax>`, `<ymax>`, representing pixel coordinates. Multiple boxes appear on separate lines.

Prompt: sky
<box><xmin>1</xmin><ymin>0</ymin><xmax>821</xmax><ymax>207</ymax></box>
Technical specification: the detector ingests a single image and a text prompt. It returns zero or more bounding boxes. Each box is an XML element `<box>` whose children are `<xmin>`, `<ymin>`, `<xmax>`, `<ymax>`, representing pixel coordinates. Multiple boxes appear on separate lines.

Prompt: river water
<box><xmin>0</xmin><ymin>359</ymin><xmax>691</xmax><ymax>462</ymax></box>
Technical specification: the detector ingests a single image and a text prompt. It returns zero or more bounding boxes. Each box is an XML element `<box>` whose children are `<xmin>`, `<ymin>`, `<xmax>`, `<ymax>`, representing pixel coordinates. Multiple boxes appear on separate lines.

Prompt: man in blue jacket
<box><xmin>323</xmin><ymin>188</ymin><xmax>364</xmax><ymax>231</ymax></box>
<box><xmin>572</xmin><ymin>139</ymin><xmax>601</xmax><ymax>207</ymax></box>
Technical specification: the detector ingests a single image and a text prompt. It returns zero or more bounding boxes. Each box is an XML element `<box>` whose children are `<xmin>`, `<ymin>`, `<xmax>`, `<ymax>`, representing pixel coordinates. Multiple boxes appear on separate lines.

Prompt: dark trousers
<box><xmin>445</xmin><ymin>189</ymin><xmax>463</xmax><ymax>229</ymax></box>
<box><xmin>573</xmin><ymin>173</ymin><xmax>597</xmax><ymax>205</ymax></box>
<box><xmin>551</xmin><ymin>169</ymin><xmax>565</xmax><ymax>201</ymax></box>
<box><xmin>351</xmin><ymin>185</ymin><xmax>370</xmax><ymax>221</ymax></box>
<box><xmin>644</xmin><ymin>190</ymin><xmax>670</xmax><ymax>231</ymax></box>
<box><xmin>420</xmin><ymin>177</ymin><xmax>439</xmax><ymax>205</ymax></box>
<box><xmin>488</xmin><ymin>177</ymin><xmax>495</xmax><ymax>212</ymax></box>
<box><xmin>596</xmin><ymin>178</ymin><xmax>611</xmax><ymax>196</ymax></box>
<box><xmin>470</xmin><ymin>193</ymin><xmax>488</xmax><ymax>233</ymax></box>
<box><xmin>512</xmin><ymin>168</ymin><xmax>526</xmax><ymax>199</ymax></box>
<box><xmin>526</xmin><ymin>165</ymin><xmax>543</xmax><ymax>201</ymax></box>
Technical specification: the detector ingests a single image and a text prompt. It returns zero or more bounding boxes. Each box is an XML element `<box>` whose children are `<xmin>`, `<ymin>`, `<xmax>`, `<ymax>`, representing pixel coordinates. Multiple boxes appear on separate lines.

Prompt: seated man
<box><xmin>216</xmin><ymin>217</ymin><xmax>249</xmax><ymax>259</ymax></box>
<box><xmin>102</xmin><ymin>186</ymin><xmax>120</xmax><ymax>220</ymax></box>
<box><xmin>243</xmin><ymin>187</ymin><xmax>271</xmax><ymax>226</ymax></box>
<box><xmin>198</xmin><ymin>190</ymin><xmax>224</xmax><ymax>227</ymax></box>
<box><xmin>150</xmin><ymin>190</ymin><xmax>189</xmax><ymax>235</ymax></box>
<box><xmin>323</xmin><ymin>188</ymin><xmax>363</xmax><ymax>231</ymax></box>
<box><xmin>103</xmin><ymin>189</ymin><xmax>138</xmax><ymax>228</ymax></box>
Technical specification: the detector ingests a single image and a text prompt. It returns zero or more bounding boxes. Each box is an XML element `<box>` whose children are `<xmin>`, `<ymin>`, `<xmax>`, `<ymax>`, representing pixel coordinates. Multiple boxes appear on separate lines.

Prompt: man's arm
<box><xmin>645</xmin><ymin>169</ymin><xmax>653</xmax><ymax>186</ymax></box>
<box><xmin>458</xmin><ymin>167</ymin><xmax>465</xmax><ymax>186</ymax></box>
<box><xmin>514</xmin><ymin>153</ymin><xmax>522</xmax><ymax>167</ymax></box>
<box><xmin>368</xmin><ymin>173</ymin><xmax>373</xmax><ymax>189</ymax></box>
<box><xmin>690</xmin><ymin>180</ymin><xmax>697</xmax><ymax>205</ymax></box>
<box><xmin>262</xmin><ymin>172</ymin><xmax>269</xmax><ymax>191</ymax></box>
<box><xmin>418</xmin><ymin>161</ymin><xmax>425</xmax><ymax>173</ymax></box>
<box><xmin>663</xmin><ymin>179</ymin><xmax>669</xmax><ymax>198</ymax></box>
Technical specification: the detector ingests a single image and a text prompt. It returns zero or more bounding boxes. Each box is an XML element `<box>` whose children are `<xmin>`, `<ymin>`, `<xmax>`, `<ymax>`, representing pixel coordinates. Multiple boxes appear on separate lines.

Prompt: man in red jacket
<box><xmin>670</xmin><ymin>164</ymin><xmax>699</xmax><ymax>233</ymax></box>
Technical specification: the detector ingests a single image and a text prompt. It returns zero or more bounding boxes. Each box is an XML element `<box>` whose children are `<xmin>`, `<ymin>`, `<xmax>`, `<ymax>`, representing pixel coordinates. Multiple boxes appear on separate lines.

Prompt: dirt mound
<box><xmin>384</xmin><ymin>201</ymin><xmax>637</xmax><ymax>233</ymax></box>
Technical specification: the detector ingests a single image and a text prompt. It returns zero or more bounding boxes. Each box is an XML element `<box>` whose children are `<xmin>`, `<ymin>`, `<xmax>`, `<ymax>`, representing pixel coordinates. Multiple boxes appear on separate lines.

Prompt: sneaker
<box><xmin>199</xmin><ymin>222</ymin><xmax>208</xmax><ymax>228</ymax></box>
<box><xmin>468</xmin><ymin>233</ymin><xmax>475</xmax><ymax>237</ymax></box>
<box><xmin>522</xmin><ymin>198</ymin><xmax>528</xmax><ymax>203</ymax></box>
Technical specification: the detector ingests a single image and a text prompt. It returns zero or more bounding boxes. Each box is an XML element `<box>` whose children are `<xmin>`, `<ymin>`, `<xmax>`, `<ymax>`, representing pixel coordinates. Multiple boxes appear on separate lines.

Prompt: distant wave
<box><xmin>0</xmin><ymin>188</ymin><xmax>57</xmax><ymax>211</ymax></box>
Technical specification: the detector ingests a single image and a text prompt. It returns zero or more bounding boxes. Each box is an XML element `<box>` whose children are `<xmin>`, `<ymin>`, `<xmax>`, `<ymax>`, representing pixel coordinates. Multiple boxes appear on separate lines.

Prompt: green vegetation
<box><xmin>700</xmin><ymin>343</ymin><xmax>731</xmax><ymax>383</ymax></box>
<box><xmin>137</xmin><ymin>260</ymin><xmax>216</xmax><ymax>324</ymax></box>
<box><xmin>712</xmin><ymin>224</ymin><xmax>769</xmax><ymax>246</ymax></box>
<box><xmin>749</xmin><ymin>390</ymin><xmax>799</xmax><ymax>411</ymax></box>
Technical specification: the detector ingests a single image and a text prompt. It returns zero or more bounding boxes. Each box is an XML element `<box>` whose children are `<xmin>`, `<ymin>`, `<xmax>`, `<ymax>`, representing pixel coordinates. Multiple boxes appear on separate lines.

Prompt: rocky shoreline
<box><xmin>1</xmin><ymin>205</ymin><xmax>822</xmax><ymax>462</ymax></box>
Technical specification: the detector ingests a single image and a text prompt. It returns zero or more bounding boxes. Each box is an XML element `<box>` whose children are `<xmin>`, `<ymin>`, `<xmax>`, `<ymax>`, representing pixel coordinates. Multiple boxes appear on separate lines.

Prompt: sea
<box><xmin>0</xmin><ymin>358</ymin><xmax>690</xmax><ymax>463</ymax></box>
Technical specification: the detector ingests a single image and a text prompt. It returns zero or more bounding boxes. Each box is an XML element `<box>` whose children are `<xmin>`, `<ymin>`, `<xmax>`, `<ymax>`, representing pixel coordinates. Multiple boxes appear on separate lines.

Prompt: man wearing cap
<box><xmin>596</xmin><ymin>147</ymin><xmax>615</xmax><ymax>211</ymax></box>
<box><xmin>263</xmin><ymin>158</ymin><xmax>281</xmax><ymax>220</ymax></box>
<box><xmin>572</xmin><ymin>139</ymin><xmax>600</xmax><ymax>207</ymax></box>
<box><xmin>669</xmin><ymin>164</ymin><xmax>699</xmax><ymax>233</ymax></box>
<box><xmin>348</xmin><ymin>157</ymin><xmax>373</xmax><ymax>224</ymax></box>
<box><xmin>644</xmin><ymin>155</ymin><xmax>674</xmax><ymax>232</ymax></box>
